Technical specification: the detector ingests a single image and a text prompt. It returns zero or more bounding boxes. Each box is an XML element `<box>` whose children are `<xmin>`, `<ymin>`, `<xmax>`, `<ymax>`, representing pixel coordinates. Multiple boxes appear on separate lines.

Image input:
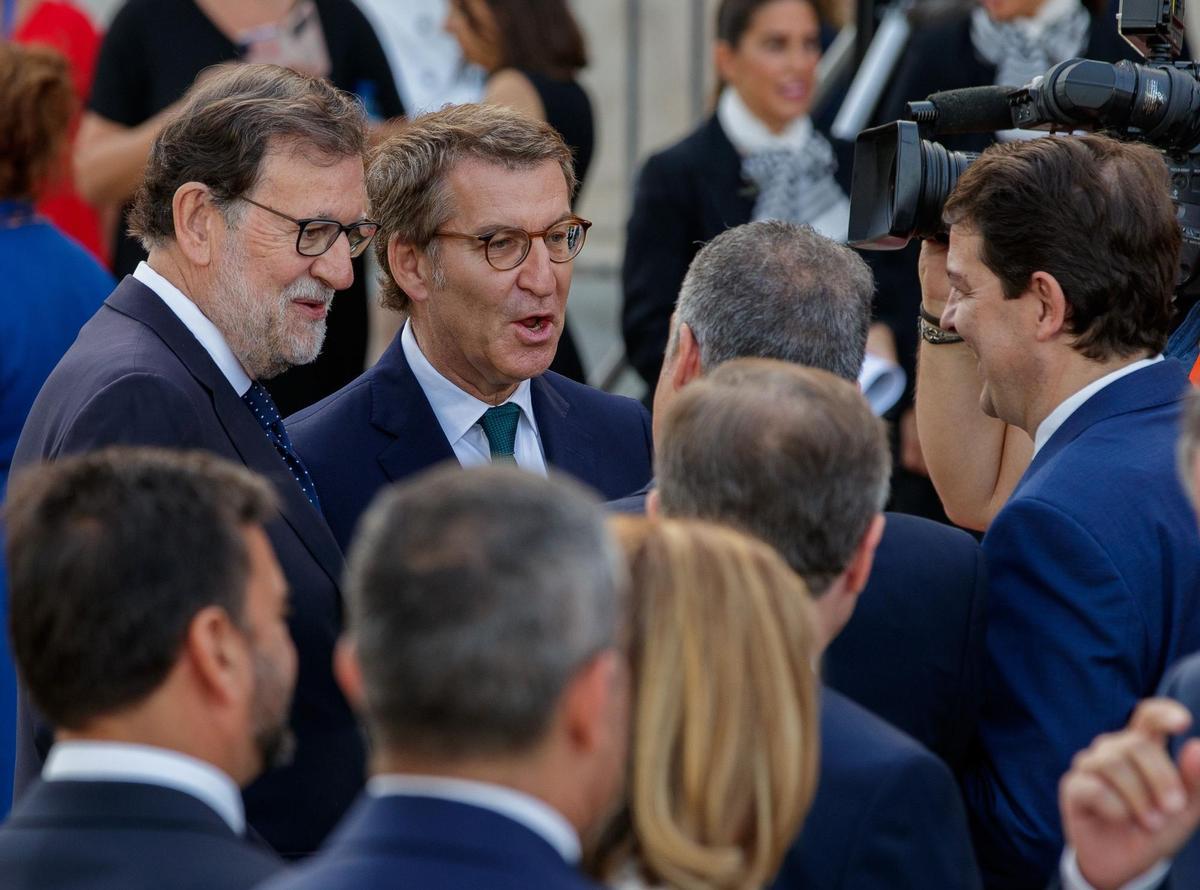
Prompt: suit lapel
<box><xmin>369</xmin><ymin>336</ymin><xmax>458</xmax><ymax>480</ymax></box>
<box><xmin>532</xmin><ymin>375</ymin><xmax>598</xmax><ymax>482</ymax></box>
<box><xmin>1019</xmin><ymin>360</ymin><xmax>1189</xmax><ymax>492</ymax></box>
<box><xmin>106</xmin><ymin>278</ymin><xmax>345</xmax><ymax>588</ymax></box>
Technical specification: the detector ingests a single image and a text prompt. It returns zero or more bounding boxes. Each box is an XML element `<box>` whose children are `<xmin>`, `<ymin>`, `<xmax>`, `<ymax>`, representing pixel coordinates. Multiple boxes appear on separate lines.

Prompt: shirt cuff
<box><xmin>1060</xmin><ymin>846</ymin><xmax>1171</xmax><ymax>890</ymax></box>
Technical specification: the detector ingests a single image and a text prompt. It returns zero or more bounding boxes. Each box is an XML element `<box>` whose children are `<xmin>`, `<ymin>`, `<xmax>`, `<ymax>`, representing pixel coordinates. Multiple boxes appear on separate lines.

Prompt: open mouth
<box><xmin>519</xmin><ymin>315</ymin><xmax>552</xmax><ymax>333</ymax></box>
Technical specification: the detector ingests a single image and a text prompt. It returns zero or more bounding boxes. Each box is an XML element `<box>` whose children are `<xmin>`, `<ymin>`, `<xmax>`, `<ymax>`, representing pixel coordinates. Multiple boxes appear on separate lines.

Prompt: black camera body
<box><xmin>847</xmin><ymin>0</ymin><xmax>1200</xmax><ymax>296</ymax></box>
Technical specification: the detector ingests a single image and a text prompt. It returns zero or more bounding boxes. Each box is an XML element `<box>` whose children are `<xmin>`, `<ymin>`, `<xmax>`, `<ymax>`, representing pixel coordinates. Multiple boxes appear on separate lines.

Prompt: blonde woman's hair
<box><xmin>590</xmin><ymin>516</ymin><xmax>820</xmax><ymax>890</ymax></box>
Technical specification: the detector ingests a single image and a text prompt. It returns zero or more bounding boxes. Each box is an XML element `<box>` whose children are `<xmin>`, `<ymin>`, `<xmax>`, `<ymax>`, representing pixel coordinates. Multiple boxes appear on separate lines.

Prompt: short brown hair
<box><xmin>943</xmin><ymin>133</ymin><xmax>1178</xmax><ymax>360</ymax></box>
<box><xmin>129</xmin><ymin>63</ymin><xmax>367</xmax><ymax>249</ymax></box>
<box><xmin>657</xmin><ymin>358</ymin><xmax>890</xmax><ymax>596</ymax></box>
<box><xmin>0</xmin><ymin>42</ymin><xmax>75</xmax><ymax>199</ymax></box>
<box><xmin>5</xmin><ymin>448</ymin><xmax>277</xmax><ymax>730</ymax></box>
<box><xmin>453</xmin><ymin>0</ymin><xmax>587</xmax><ymax>77</ymax></box>
<box><xmin>368</xmin><ymin>103</ymin><xmax>576</xmax><ymax>313</ymax></box>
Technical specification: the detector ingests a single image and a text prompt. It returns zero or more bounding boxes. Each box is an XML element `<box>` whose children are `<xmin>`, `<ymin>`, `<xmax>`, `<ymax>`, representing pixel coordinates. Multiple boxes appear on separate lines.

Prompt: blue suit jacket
<box><xmin>610</xmin><ymin>487</ymin><xmax>987</xmax><ymax>772</ymax></box>
<box><xmin>1156</xmin><ymin>654</ymin><xmax>1200</xmax><ymax>888</ymax></box>
<box><xmin>964</xmin><ymin>359</ymin><xmax>1200</xmax><ymax>889</ymax></box>
<box><xmin>9</xmin><ymin>277</ymin><xmax>363</xmax><ymax>856</ymax></box>
<box><xmin>772</xmin><ymin>688</ymin><xmax>982</xmax><ymax>890</ymax></box>
<box><xmin>0</xmin><ymin>779</ymin><xmax>283</xmax><ymax>889</ymax></box>
<box><xmin>258</xmin><ymin>793</ymin><xmax>602</xmax><ymax>890</ymax></box>
<box><xmin>287</xmin><ymin>332</ymin><xmax>655</xmax><ymax>549</ymax></box>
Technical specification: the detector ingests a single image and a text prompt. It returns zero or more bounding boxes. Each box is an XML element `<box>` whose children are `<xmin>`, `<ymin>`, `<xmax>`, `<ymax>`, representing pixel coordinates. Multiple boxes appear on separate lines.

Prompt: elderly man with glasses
<box><xmin>11</xmin><ymin>63</ymin><xmax>374</xmax><ymax>858</ymax></box>
<box><xmin>286</xmin><ymin>103</ymin><xmax>653</xmax><ymax>551</ymax></box>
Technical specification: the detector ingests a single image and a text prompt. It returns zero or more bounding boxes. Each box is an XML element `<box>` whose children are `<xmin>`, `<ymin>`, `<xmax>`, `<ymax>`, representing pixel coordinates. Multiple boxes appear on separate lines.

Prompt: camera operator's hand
<box><xmin>1061</xmin><ymin>699</ymin><xmax>1200</xmax><ymax>890</ymax></box>
<box><xmin>918</xmin><ymin>237</ymin><xmax>951</xmax><ymax>318</ymax></box>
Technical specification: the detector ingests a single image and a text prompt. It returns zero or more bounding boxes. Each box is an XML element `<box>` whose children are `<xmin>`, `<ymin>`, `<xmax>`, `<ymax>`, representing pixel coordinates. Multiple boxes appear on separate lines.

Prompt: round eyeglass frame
<box><xmin>238</xmin><ymin>195</ymin><xmax>380</xmax><ymax>259</ymax></box>
<box><xmin>432</xmin><ymin>217</ymin><xmax>593</xmax><ymax>271</ymax></box>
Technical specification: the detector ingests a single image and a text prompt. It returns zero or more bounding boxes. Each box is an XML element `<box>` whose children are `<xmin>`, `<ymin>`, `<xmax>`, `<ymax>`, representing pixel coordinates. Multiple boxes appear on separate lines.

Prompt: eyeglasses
<box><xmin>433</xmin><ymin>217</ymin><xmax>592</xmax><ymax>271</ymax></box>
<box><xmin>238</xmin><ymin>195</ymin><xmax>380</xmax><ymax>259</ymax></box>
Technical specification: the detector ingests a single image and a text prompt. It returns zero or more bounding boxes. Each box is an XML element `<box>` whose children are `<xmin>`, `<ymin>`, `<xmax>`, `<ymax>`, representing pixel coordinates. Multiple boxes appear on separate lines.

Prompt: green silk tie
<box><xmin>479</xmin><ymin>403</ymin><xmax>521</xmax><ymax>462</ymax></box>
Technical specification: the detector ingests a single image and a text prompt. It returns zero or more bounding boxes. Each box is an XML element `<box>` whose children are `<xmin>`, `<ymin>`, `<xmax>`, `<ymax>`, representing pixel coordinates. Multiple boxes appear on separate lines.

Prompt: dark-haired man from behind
<box><xmin>259</xmin><ymin>466</ymin><xmax>628</xmax><ymax>890</ymax></box>
<box><xmin>655</xmin><ymin>359</ymin><xmax>981</xmax><ymax>890</ymax></box>
<box><xmin>616</xmin><ymin>220</ymin><xmax>986</xmax><ymax>775</ymax></box>
<box><xmin>0</xmin><ymin>448</ymin><xmax>295</xmax><ymax>890</ymax></box>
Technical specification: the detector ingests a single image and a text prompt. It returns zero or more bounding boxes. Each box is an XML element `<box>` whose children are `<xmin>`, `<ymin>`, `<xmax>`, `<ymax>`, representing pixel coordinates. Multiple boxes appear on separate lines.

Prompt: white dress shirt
<box><xmin>133</xmin><ymin>261</ymin><xmax>252</xmax><ymax>397</ymax></box>
<box><xmin>43</xmin><ymin>740</ymin><xmax>245</xmax><ymax>835</ymax></box>
<box><xmin>1033</xmin><ymin>356</ymin><xmax>1163</xmax><ymax>456</ymax></box>
<box><xmin>401</xmin><ymin>319</ymin><xmax>548</xmax><ymax>474</ymax></box>
<box><xmin>367</xmin><ymin>773</ymin><xmax>580</xmax><ymax>863</ymax></box>
<box><xmin>1059</xmin><ymin>846</ymin><xmax>1171</xmax><ymax>890</ymax></box>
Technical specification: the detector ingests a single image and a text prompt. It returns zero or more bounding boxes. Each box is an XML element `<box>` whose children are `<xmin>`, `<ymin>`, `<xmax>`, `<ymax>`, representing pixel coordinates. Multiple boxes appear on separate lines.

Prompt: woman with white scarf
<box><xmin>621</xmin><ymin>0</ymin><xmax>852</xmax><ymax>392</ymax></box>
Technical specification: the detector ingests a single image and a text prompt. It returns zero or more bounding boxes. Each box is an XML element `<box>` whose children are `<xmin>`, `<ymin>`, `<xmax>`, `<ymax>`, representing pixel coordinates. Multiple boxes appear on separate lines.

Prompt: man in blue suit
<box><xmin>0</xmin><ymin>449</ymin><xmax>292</xmax><ymax>889</ymax></box>
<box><xmin>9</xmin><ymin>64</ymin><xmax>375</xmax><ymax>856</ymax></box>
<box><xmin>286</xmin><ymin>103</ymin><xmax>653</xmax><ymax>551</ymax></box>
<box><xmin>923</xmin><ymin>133</ymin><xmax>1200</xmax><ymax>888</ymax></box>
<box><xmin>260</xmin><ymin>466</ymin><xmax>628</xmax><ymax>890</ymax></box>
<box><xmin>1055</xmin><ymin>391</ymin><xmax>1200</xmax><ymax>890</ymax></box>
<box><xmin>613</xmin><ymin>220</ymin><xmax>986</xmax><ymax>774</ymax></box>
<box><xmin>655</xmin><ymin>358</ymin><xmax>982</xmax><ymax>890</ymax></box>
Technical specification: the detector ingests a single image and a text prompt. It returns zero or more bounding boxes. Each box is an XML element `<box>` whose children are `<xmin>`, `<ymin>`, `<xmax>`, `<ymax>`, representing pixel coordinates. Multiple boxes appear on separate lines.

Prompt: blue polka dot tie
<box><xmin>242</xmin><ymin>381</ymin><xmax>322</xmax><ymax>512</ymax></box>
<box><xmin>479</xmin><ymin>403</ymin><xmax>521</xmax><ymax>463</ymax></box>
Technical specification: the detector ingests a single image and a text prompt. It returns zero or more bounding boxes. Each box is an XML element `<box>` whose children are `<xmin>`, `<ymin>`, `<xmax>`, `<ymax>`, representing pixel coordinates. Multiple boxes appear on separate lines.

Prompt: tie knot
<box><xmin>479</xmin><ymin>403</ymin><xmax>522</xmax><ymax>461</ymax></box>
<box><xmin>242</xmin><ymin>381</ymin><xmax>282</xmax><ymax>429</ymax></box>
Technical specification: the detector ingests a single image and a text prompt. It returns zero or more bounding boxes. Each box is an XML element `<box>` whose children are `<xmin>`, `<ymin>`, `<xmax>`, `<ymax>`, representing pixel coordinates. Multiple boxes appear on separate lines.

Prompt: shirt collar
<box><xmin>43</xmin><ymin>740</ymin><xmax>245</xmax><ymax>835</ymax></box>
<box><xmin>400</xmin><ymin>318</ymin><xmax>536</xmax><ymax>445</ymax></box>
<box><xmin>717</xmin><ymin>86</ymin><xmax>814</xmax><ymax>155</ymax></box>
<box><xmin>366</xmin><ymin>773</ymin><xmax>581</xmax><ymax>864</ymax></box>
<box><xmin>1033</xmin><ymin>355</ymin><xmax>1163</xmax><ymax>455</ymax></box>
<box><xmin>133</xmin><ymin>261</ymin><xmax>252</xmax><ymax>396</ymax></box>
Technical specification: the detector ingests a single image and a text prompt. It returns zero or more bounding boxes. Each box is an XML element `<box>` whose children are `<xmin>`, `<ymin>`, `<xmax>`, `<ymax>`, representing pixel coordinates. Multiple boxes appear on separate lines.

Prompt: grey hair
<box><xmin>343</xmin><ymin>464</ymin><xmax>626</xmax><ymax>758</ymax></box>
<box><xmin>670</xmin><ymin>221</ymin><xmax>874</xmax><ymax>381</ymax></box>
<box><xmin>657</xmin><ymin>358</ymin><xmax>891</xmax><ymax>596</ymax></box>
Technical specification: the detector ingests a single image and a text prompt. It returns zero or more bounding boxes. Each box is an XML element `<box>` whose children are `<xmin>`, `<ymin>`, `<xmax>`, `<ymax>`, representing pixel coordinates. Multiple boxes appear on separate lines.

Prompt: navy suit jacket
<box><xmin>609</xmin><ymin>487</ymin><xmax>987</xmax><ymax>772</ymax></box>
<box><xmin>258</xmin><ymin>793</ymin><xmax>602</xmax><ymax>890</ymax></box>
<box><xmin>0</xmin><ymin>779</ymin><xmax>283</xmax><ymax>889</ymax></box>
<box><xmin>287</xmin><ymin>331</ymin><xmax>655</xmax><ymax>550</ymax></box>
<box><xmin>772</xmin><ymin>688</ymin><xmax>982</xmax><ymax>890</ymax></box>
<box><xmin>9</xmin><ymin>277</ymin><xmax>363</xmax><ymax>856</ymax></box>
<box><xmin>964</xmin><ymin>360</ymin><xmax>1200</xmax><ymax>889</ymax></box>
<box><xmin>1156</xmin><ymin>654</ymin><xmax>1200</xmax><ymax>888</ymax></box>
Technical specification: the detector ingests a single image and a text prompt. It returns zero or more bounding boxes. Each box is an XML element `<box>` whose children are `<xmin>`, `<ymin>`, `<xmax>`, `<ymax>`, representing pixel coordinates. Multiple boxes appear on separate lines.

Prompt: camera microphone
<box><xmin>905</xmin><ymin>85</ymin><xmax>1018</xmax><ymax>135</ymax></box>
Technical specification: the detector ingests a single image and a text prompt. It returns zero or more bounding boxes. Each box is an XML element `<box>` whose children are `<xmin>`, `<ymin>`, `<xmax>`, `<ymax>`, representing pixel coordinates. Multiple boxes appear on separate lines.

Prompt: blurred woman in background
<box><xmin>445</xmin><ymin>0</ymin><xmax>593</xmax><ymax>383</ymax></box>
<box><xmin>3</xmin><ymin>0</ymin><xmax>105</xmax><ymax>261</ymax></box>
<box><xmin>0</xmin><ymin>40</ymin><xmax>115</xmax><ymax>818</ymax></box>
<box><xmin>589</xmin><ymin>516</ymin><xmax>820</xmax><ymax>890</ymax></box>
<box><xmin>621</xmin><ymin>0</ymin><xmax>848</xmax><ymax>391</ymax></box>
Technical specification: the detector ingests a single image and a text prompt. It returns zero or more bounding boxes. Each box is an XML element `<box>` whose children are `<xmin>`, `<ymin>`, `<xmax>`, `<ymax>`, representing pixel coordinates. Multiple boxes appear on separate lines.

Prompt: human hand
<box><xmin>1061</xmin><ymin>699</ymin><xmax>1200</xmax><ymax>890</ymax></box>
<box><xmin>917</xmin><ymin>238</ymin><xmax>951</xmax><ymax>319</ymax></box>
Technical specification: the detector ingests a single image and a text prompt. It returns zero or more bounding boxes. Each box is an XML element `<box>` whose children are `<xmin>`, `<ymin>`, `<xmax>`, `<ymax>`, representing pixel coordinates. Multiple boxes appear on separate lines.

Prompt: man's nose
<box><xmin>310</xmin><ymin>230</ymin><xmax>356</xmax><ymax>292</ymax></box>
<box><xmin>517</xmin><ymin>236</ymin><xmax>557</xmax><ymax>296</ymax></box>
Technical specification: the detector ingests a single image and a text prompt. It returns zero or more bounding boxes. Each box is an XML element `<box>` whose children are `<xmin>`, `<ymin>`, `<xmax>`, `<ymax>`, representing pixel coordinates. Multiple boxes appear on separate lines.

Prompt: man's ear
<box><xmin>842</xmin><ymin>512</ymin><xmax>886</xmax><ymax>597</ymax></box>
<box><xmin>183</xmin><ymin>605</ymin><xmax>246</xmax><ymax>706</ymax></box>
<box><xmin>1030</xmin><ymin>271</ymin><xmax>1069</xmax><ymax>342</ymax></box>
<box><xmin>561</xmin><ymin>649</ymin><xmax>624</xmax><ymax>754</ymax></box>
<box><xmin>646</xmin><ymin>488</ymin><xmax>661</xmax><ymax>518</ymax></box>
<box><xmin>672</xmin><ymin>323</ymin><xmax>704</xmax><ymax>392</ymax></box>
<box><xmin>333</xmin><ymin>637</ymin><xmax>365</xmax><ymax>714</ymax></box>
<box><xmin>713</xmin><ymin>40</ymin><xmax>736</xmax><ymax>86</ymax></box>
<box><xmin>172</xmin><ymin>182</ymin><xmax>220</xmax><ymax>267</ymax></box>
<box><xmin>387</xmin><ymin>235</ymin><xmax>434</xmax><ymax>305</ymax></box>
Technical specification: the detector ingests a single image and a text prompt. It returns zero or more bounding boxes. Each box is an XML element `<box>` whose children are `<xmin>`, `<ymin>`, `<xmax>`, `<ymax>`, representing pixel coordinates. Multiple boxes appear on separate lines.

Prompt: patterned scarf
<box><xmin>717</xmin><ymin>88</ymin><xmax>850</xmax><ymax>239</ymax></box>
<box><xmin>969</xmin><ymin>0</ymin><xmax>1090</xmax><ymax>92</ymax></box>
